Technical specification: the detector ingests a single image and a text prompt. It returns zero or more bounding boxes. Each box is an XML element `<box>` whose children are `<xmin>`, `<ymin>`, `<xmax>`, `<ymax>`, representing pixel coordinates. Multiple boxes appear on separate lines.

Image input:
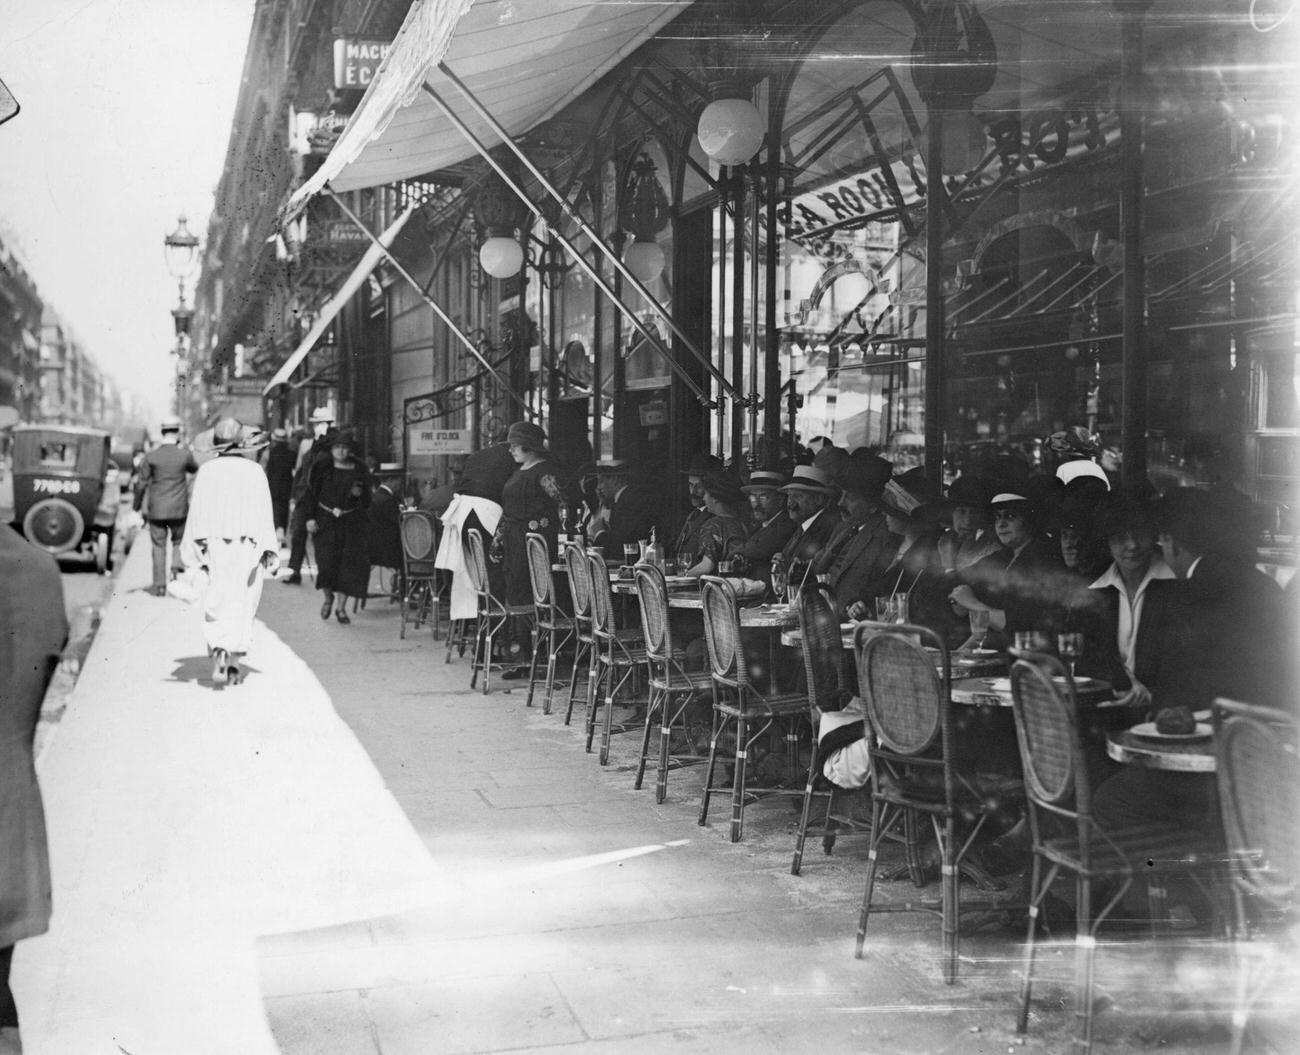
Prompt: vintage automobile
<box><xmin>9</xmin><ymin>424</ymin><xmax>120</xmax><ymax>572</ymax></box>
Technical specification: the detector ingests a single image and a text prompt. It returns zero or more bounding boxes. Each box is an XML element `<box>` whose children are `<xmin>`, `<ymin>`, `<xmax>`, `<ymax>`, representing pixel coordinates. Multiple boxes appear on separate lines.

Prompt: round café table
<box><xmin>1106</xmin><ymin>729</ymin><xmax>1216</xmax><ymax>773</ymax></box>
<box><xmin>950</xmin><ymin>675</ymin><xmax>1113</xmax><ymax>708</ymax></box>
<box><xmin>780</xmin><ymin>625</ymin><xmax>1005</xmax><ymax>677</ymax></box>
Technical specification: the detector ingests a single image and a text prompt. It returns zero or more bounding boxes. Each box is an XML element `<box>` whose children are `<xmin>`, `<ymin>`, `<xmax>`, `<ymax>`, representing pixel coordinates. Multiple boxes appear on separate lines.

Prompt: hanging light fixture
<box><xmin>474</xmin><ymin>163</ymin><xmax>527</xmax><ymax>279</ymax></box>
<box><xmin>696</xmin><ymin>95</ymin><xmax>764</xmax><ymax>167</ymax></box>
<box><xmin>620</xmin><ymin>152</ymin><xmax>671</xmax><ymax>283</ymax></box>
<box><xmin>910</xmin><ymin>0</ymin><xmax>998</xmax><ymax>174</ymax></box>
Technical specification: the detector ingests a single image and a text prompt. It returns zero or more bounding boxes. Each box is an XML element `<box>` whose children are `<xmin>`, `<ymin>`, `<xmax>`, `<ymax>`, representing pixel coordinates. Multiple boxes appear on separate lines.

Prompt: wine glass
<box><xmin>770</xmin><ymin>563</ymin><xmax>787</xmax><ymax>603</ymax></box>
<box><xmin>969</xmin><ymin>609</ymin><xmax>990</xmax><ymax>649</ymax></box>
<box><xmin>1057</xmin><ymin>632</ymin><xmax>1084</xmax><ymax>679</ymax></box>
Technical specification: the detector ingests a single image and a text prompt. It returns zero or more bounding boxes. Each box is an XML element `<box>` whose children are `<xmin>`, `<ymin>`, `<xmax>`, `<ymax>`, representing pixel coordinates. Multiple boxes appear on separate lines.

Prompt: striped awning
<box><xmin>287</xmin><ymin>0</ymin><xmax>690</xmax><ymax>213</ymax></box>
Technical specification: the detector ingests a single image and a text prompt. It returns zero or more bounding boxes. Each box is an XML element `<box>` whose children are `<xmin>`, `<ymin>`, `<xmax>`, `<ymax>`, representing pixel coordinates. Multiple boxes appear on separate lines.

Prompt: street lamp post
<box><xmin>164</xmin><ymin>215</ymin><xmax>200</xmax><ymax>421</ymax></box>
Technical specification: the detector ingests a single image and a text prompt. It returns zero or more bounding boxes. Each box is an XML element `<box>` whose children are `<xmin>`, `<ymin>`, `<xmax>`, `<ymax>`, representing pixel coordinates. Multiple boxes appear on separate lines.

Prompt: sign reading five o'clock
<box><xmin>332</xmin><ymin>38</ymin><xmax>392</xmax><ymax>89</ymax></box>
<box><xmin>408</xmin><ymin>428</ymin><xmax>473</xmax><ymax>456</ymax></box>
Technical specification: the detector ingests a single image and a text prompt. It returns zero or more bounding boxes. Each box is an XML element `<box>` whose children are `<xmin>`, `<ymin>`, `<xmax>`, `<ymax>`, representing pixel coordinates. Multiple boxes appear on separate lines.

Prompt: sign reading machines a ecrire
<box><xmin>408</xmin><ymin>428</ymin><xmax>473</xmax><ymax>455</ymax></box>
<box><xmin>332</xmin><ymin>38</ymin><xmax>392</xmax><ymax>89</ymax></box>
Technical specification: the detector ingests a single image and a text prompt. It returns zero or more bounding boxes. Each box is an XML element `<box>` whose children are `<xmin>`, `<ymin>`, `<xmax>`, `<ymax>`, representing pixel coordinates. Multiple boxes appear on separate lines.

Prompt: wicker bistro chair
<box><xmin>853</xmin><ymin>622</ymin><xmax>1021</xmax><ymax>984</ymax></box>
<box><xmin>462</xmin><ymin>528</ymin><xmax>531</xmax><ymax>694</ymax></box>
<box><xmin>398</xmin><ymin>509</ymin><xmax>442</xmax><ymax>640</ymax></box>
<box><xmin>561</xmin><ymin>539</ymin><xmax>596</xmax><ymax>726</ymax></box>
<box><xmin>1009</xmin><ymin>653</ymin><xmax>1223</xmax><ymax>1053</ymax></box>
<box><xmin>632</xmin><ymin>563</ymin><xmax>712</xmax><ymax>802</ymax></box>
<box><xmin>1213</xmin><ymin>698</ymin><xmax>1300</xmax><ymax>1055</ymax></box>
<box><xmin>697</xmin><ymin>576</ymin><xmax>808</xmax><ymax>843</ymax></box>
<box><xmin>585</xmin><ymin>548</ymin><xmax>648</xmax><ymax>764</ymax></box>
<box><xmin>523</xmin><ymin>533</ymin><xmax>576</xmax><ymax>713</ymax></box>
<box><xmin>791</xmin><ymin>585</ymin><xmax>872</xmax><ymax>875</ymax></box>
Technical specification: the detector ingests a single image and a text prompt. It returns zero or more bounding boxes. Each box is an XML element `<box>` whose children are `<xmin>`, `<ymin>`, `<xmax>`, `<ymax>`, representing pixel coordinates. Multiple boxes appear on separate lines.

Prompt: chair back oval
<box><xmin>399</xmin><ymin>509</ymin><xmax>438</xmax><ymax>563</ymax></box>
<box><xmin>564</xmin><ymin>539</ymin><xmax>593</xmax><ymax>622</ymax></box>
<box><xmin>462</xmin><ymin>527</ymin><xmax>490</xmax><ymax>596</ymax></box>
<box><xmin>525</xmin><ymin>532</ymin><xmax>554</xmax><ymax>609</ymax></box>
<box><xmin>633</xmin><ymin>562</ymin><xmax>672</xmax><ymax>666</ymax></box>
<box><xmin>699</xmin><ymin>575</ymin><xmax>744</xmax><ymax>688</ymax></box>
<box><xmin>797</xmin><ymin>585</ymin><xmax>849</xmax><ymax>714</ymax></box>
<box><xmin>855</xmin><ymin>622</ymin><xmax>945</xmax><ymax>756</ymax></box>
<box><xmin>586</xmin><ymin>547</ymin><xmax>616</xmax><ymax>639</ymax></box>
<box><xmin>1008</xmin><ymin>654</ymin><xmax>1082</xmax><ymax>812</ymax></box>
<box><xmin>1214</xmin><ymin>697</ymin><xmax>1300</xmax><ymax>909</ymax></box>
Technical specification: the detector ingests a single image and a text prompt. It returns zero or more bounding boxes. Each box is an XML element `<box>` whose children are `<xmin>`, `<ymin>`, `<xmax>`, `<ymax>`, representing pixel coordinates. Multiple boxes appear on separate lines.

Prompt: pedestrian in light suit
<box><xmin>181</xmin><ymin>418</ymin><xmax>280</xmax><ymax>686</ymax></box>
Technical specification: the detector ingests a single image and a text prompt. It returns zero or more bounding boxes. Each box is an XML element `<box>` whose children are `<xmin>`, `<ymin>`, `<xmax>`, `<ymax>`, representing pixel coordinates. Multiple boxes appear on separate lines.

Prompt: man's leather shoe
<box><xmin>283</xmin><ymin>571</ymin><xmax>302</xmax><ymax>584</ymax></box>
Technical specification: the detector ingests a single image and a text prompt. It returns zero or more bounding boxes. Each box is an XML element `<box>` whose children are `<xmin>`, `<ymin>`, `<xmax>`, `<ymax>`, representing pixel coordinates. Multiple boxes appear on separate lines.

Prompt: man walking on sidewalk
<box><xmin>134</xmin><ymin>415</ymin><xmax>198</xmax><ymax>596</ymax></box>
<box><xmin>181</xmin><ymin>418</ymin><xmax>281</xmax><ymax>685</ymax></box>
<box><xmin>284</xmin><ymin>408</ymin><xmax>336</xmax><ymax>584</ymax></box>
<box><xmin>0</xmin><ymin>525</ymin><xmax>67</xmax><ymax>1051</ymax></box>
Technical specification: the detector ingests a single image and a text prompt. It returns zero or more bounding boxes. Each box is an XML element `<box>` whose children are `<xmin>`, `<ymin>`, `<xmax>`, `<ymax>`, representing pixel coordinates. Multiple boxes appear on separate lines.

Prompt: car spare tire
<box><xmin>23</xmin><ymin>497</ymin><xmax>85</xmax><ymax>554</ymax></box>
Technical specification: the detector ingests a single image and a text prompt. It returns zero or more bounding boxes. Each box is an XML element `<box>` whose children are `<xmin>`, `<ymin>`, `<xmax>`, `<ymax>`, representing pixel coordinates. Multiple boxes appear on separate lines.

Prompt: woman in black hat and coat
<box><xmin>306</xmin><ymin>430</ymin><xmax>372</xmax><ymax>623</ymax></box>
<box><xmin>493</xmin><ymin>421</ymin><xmax>564</xmax><ymax>609</ymax></box>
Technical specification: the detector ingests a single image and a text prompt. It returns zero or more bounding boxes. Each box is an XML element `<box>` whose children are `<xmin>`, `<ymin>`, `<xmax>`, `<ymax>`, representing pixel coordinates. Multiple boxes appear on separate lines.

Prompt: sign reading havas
<box><xmin>333</xmin><ymin>38</ymin><xmax>392</xmax><ymax>89</ymax></box>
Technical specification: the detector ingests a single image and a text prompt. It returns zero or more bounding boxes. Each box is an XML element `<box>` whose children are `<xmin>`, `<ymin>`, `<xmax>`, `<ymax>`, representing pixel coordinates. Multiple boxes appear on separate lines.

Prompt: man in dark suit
<box><xmin>811</xmin><ymin>455</ymin><xmax>898</xmax><ymax>617</ymax></box>
<box><xmin>734</xmin><ymin>469</ymin><xmax>794</xmax><ymax>583</ymax></box>
<box><xmin>135</xmin><ymin>416</ymin><xmax>198</xmax><ymax>596</ymax></box>
<box><xmin>367</xmin><ymin>463</ymin><xmax>405</xmax><ymax>578</ymax></box>
<box><xmin>587</xmin><ymin>460</ymin><xmax>657</xmax><ymax>557</ymax></box>
<box><xmin>262</xmin><ymin>427</ymin><xmax>296</xmax><ymax>546</ymax></box>
<box><xmin>777</xmin><ymin>465</ymin><xmax>842</xmax><ymax>583</ymax></box>
<box><xmin>671</xmin><ymin>453</ymin><xmax>721</xmax><ymax>561</ymax></box>
<box><xmin>284</xmin><ymin>408</ymin><xmax>337</xmax><ymax>584</ymax></box>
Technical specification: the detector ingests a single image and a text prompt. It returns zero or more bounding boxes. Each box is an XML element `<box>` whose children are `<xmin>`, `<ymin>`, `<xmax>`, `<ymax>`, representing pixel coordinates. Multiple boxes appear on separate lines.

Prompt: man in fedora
<box><xmin>587</xmin><ymin>459</ymin><xmax>656</xmax><ymax>556</ymax></box>
<box><xmin>733</xmin><ymin>469</ymin><xmax>794</xmax><ymax>583</ymax></box>
<box><xmin>671</xmin><ymin>452</ymin><xmax>722</xmax><ymax>561</ymax></box>
<box><xmin>284</xmin><ymin>408</ymin><xmax>337</xmax><ymax>584</ymax></box>
<box><xmin>135</xmin><ymin>415</ymin><xmax>198</xmax><ymax>596</ymax></box>
<box><xmin>812</xmin><ymin>455</ymin><xmax>898</xmax><ymax>616</ymax></box>
<box><xmin>367</xmin><ymin>462</ymin><xmax>406</xmax><ymax>582</ymax></box>
<box><xmin>777</xmin><ymin>465</ymin><xmax>842</xmax><ymax>584</ymax></box>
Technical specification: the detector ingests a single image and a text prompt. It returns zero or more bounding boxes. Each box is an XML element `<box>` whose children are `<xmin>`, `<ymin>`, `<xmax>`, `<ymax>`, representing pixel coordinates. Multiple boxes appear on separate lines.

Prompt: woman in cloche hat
<box><xmin>305</xmin><ymin>429</ymin><xmax>372</xmax><ymax>624</ymax></box>
<box><xmin>493</xmin><ymin>421</ymin><xmax>564</xmax><ymax>675</ymax></box>
<box><xmin>684</xmin><ymin>470</ymin><xmax>751</xmax><ymax>577</ymax></box>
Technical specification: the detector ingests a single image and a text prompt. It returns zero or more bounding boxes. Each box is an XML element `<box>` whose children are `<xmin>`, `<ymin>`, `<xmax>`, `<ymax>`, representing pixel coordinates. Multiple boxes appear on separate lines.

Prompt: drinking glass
<box><xmin>786</xmin><ymin>584</ymin><xmax>801</xmax><ymax>608</ymax></box>
<box><xmin>875</xmin><ymin>596</ymin><xmax>895</xmax><ymax>622</ymax></box>
<box><xmin>893</xmin><ymin>595</ymin><xmax>909</xmax><ymax>624</ymax></box>
<box><xmin>676</xmin><ymin>554</ymin><xmax>692</xmax><ymax>576</ymax></box>
<box><xmin>623</xmin><ymin>543</ymin><xmax>639</xmax><ymax>568</ymax></box>
<box><xmin>718</xmin><ymin>558</ymin><xmax>735</xmax><ymax>575</ymax></box>
<box><xmin>968</xmin><ymin>609</ymin><xmax>990</xmax><ymax>648</ymax></box>
<box><xmin>1013</xmin><ymin>630</ymin><xmax>1036</xmax><ymax>653</ymax></box>
<box><xmin>770</xmin><ymin>564</ymin><xmax>788</xmax><ymax>601</ymax></box>
<box><xmin>1057</xmin><ymin>631</ymin><xmax>1084</xmax><ymax>679</ymax></box>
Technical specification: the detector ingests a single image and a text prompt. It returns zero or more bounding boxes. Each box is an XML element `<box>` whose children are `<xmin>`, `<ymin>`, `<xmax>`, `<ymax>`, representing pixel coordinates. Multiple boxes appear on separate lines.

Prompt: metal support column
<box><xmin>923</xmin><ymin>106</ymin><xmax>946</xmax><ymax>476</ymax></box>
<box><xmin>1117</xmin><ymin>2</ymin><xmax>1151</xmax><ymax>491</ymax></box>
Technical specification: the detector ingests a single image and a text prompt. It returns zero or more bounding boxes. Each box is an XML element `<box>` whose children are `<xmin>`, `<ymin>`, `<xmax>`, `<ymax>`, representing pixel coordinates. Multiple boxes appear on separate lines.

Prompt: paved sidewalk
<box><xmin>15</xmin><ymin>535</ymin><xmax>1256</xmax><ymax>1054</ymax></box>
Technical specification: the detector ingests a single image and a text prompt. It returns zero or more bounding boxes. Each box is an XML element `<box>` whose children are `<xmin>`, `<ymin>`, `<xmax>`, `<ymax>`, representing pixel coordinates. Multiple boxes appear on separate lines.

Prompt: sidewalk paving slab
<box><xmin>15</xmin><ymin>534</ymin><xmax>1287</xmax><ymax>1054</ymax></box>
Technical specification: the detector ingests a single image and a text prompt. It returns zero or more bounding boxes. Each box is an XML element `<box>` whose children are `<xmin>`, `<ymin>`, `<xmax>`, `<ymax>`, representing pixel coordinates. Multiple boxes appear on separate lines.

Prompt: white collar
<box><xmin>1089</xmin><ymin>557</ymin><xmax>1176</xmax><ymax>592</ymax></box>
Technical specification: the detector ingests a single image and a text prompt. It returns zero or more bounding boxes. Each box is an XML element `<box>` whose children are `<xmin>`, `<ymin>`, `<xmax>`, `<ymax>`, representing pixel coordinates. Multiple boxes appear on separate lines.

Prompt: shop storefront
<box><xmin>282</xmin><ymin>0</ymin><xmax>1298</xmax><ymax>524</ymax></box>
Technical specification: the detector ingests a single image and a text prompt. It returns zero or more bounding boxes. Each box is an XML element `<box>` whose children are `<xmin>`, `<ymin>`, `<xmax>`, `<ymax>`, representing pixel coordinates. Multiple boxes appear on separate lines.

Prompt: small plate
<box><xmin>983</xmin><ymin>677</ymin><xmax>1013</xmax><ymax>692</ymax></box>
<box><xmin>1052</xmin><ymin>675</ymin><xmax>1100</xmax><ymax>687</ymax></box>
<box><xmin>1129</xmin><ymin>721</ymin><xmax>1213</xmax><ymax>741</ymax></box>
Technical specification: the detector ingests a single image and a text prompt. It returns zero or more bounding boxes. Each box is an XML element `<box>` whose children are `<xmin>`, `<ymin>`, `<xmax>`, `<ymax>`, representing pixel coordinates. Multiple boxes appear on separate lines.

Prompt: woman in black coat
<box><xmin>306</xmin><ymin>430</ymin><xmax>372</xmax><ymax>624</ymax></box>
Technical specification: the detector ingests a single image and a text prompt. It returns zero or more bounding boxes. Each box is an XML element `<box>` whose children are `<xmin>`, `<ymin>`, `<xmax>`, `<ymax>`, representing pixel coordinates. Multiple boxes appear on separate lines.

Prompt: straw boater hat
<box><xmin>1056</xmin><ymin>458</ymin><xmax>1111</xmax><ymax>491</ymax></box>
<box><xmin>375</xmin><ymin>462</ymin><xmax>404</xmax><ymax>476</ymax></box>
<box><xmin>881</xmin><ymin>472</ymin><xmax>936</xmax><ymax>520</ymax></box>
<box><xmin>309</xmin><ymin>407</ymin><xmax>335</xmax><ymax>425</ymax></box>
<box><xmin>779</xmin><ymin>465</ymin><xmax>835</xmax><ymax>494</ymax></box>
<box><xmin>594</xmin><ymin>458</ymin><xmax>632</xmax><ymax>476</ymax></box>
<box><xmin>741</xmin><ymin>469</ymin><xmax>788</xmax><ymax>494</ymax></box>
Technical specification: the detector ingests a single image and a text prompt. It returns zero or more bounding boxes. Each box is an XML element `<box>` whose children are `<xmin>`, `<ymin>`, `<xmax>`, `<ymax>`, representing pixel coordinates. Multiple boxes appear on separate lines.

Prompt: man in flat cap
<box><xmin>732</xmin><ymin>469</ymin><xmax>795</xmax><ymax>585</ymax></box>
<box><xmin>671</xmin><ymin>452</ymin><xmax>722</xmax><ymax>563</ymax></box>
<box><xmin>812</xmin><ymin>455</ymin><xmax>898</xmax><ymax>617</ymax></box>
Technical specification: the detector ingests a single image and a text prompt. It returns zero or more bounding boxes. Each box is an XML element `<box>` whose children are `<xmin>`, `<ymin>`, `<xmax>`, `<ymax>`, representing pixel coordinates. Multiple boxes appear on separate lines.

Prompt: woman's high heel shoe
<box><xmin>335</xmin><ymin>607</ymin><xmax>350</xmax><ymax>624</ymax></box>
<box><xmin>320</xmin><ymin>591</ymin><xmax>334</xmax><ymax>620</ymax></box>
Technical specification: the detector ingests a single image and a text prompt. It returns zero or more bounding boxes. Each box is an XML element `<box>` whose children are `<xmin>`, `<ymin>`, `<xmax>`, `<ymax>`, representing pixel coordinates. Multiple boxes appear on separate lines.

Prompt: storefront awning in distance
<box><xmin>262</xmin><ymin>205</ymin><xmax>415</xmax><ymax>396</ymax></box>
<box><xmin>287</xmin><ymin>0</ymin><xmax>691</xmax><ymax>211</ymax></box>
